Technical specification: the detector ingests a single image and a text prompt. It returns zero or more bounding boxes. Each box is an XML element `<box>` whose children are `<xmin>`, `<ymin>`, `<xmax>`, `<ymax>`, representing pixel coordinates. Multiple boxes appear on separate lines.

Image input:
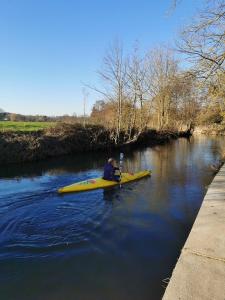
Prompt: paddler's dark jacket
<box><xmin>103</xmin><ymin>163</ymin><xmax>120</xmax><ymax>181</ymax></box>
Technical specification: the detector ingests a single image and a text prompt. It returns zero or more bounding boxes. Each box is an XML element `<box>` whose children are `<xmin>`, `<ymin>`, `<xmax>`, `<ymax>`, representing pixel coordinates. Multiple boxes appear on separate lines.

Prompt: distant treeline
<box><xmin>0</xmin><ymin>111</ymin><xmax>84</xmax><ymax>123</ymax></box>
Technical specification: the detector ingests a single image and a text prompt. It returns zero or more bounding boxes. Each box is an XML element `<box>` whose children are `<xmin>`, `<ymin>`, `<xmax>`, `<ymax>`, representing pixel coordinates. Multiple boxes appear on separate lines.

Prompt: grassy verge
<box><xmin>0</xmin><ymin>121</ymin><xmax>56</xmax><ymax>132</ymax></box>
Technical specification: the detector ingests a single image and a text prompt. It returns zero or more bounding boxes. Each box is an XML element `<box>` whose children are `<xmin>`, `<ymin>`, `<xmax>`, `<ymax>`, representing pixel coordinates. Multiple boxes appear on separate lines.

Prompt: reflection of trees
<box><xmin>150</xmin><ymin>136</ymin><xmax>224</xmax><ymax>187</ymax></box>
<box><xmin>1</xmin><ymin>136</ymin><xmax>224</xmax><ymax>185</ymax></box>
<box><xmin>0</xmin><ymin>152</ymin><xmax>106</xmax><ymax>180</ymax></box>
<box><xmin>121</xmin><ymin>136</ymin><xmax>225</xmax><ymax>215</ymax></box>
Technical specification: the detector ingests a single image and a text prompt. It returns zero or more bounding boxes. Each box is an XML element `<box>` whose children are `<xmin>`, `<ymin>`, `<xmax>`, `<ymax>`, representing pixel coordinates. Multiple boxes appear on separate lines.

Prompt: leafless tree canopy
<box><xmin>177</xmin><ymin>0</ymin><xmax>225</xmax><ymax>79</ymax></box>
<box><xmin>90</xmin><ymin>42</ymin><xmax>199</xmax><ymax>140</ymax></box>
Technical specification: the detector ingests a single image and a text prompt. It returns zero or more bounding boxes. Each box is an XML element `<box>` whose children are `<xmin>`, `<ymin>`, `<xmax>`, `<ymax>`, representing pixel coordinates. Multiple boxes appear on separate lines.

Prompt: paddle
<box><xmin>119</xmin><ymin>152</ymin><xmax>124</xmax><ymax>187</ymax></box>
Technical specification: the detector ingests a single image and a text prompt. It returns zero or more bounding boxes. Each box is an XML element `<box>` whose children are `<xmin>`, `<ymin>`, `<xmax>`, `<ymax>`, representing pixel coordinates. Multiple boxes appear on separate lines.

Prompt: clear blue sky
<box><xmin>0</xmin><ymin>0</ymin><xmax>204</xmax><ymax>116</ymax></box>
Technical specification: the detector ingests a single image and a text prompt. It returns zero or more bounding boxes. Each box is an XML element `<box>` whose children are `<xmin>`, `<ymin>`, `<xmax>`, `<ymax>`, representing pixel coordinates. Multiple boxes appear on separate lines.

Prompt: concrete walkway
<box><xmin>163</xmin><ymin>164</ymin><xmax>225</xmax><ymax>300</ymax></box>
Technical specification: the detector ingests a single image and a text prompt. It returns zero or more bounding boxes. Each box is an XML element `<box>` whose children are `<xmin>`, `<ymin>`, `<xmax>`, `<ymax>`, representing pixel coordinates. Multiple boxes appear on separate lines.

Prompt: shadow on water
<box><xmin>0</xmin><ymin>148</ymin><xmax>143</xmax><ymax>180</ymax></box>
<box><xmin>0</xmin><ymin>135</ymin><xmax>224</xmax><ymax>300</ymax></box>
<box><xmin>0</xmin><ymin>152</ymin><xmax>106</xmax><ymax>179</ymax></box>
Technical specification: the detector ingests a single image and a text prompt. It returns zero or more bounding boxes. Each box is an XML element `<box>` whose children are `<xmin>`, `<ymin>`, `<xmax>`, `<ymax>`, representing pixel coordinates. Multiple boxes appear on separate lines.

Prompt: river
<box><xmin>0</xmin><ymin>135</ymin><xmax>224</xmax><ymax>300</ymax></box>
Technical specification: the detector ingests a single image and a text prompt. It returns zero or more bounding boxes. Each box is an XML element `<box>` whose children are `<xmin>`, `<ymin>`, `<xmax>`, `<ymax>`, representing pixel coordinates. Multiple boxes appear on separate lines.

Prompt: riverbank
<box><xmin>194</xmin><ymin>124</ymin><xmax>225</xmax><ymax>135</ymax></box>
<box><xmin>0</xmin><ymin>123</ymin><xmax>191</xmax><ymax>165</ymax></box>
<box><xmin>163</xmin><ymin>163</ymin><xmax>225</xmax><ymax>300</ymax></box>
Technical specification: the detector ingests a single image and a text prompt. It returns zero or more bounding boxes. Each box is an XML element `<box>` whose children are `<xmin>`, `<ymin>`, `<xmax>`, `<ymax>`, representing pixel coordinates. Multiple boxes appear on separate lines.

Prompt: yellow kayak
<box><xmin>58</xmin><ymin>170</ymin><xmax>151</xmax><ymax>194</ymax></box>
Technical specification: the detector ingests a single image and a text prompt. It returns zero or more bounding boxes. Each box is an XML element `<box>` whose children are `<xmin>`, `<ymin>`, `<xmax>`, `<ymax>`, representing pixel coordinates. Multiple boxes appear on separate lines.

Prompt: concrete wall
<box><xmin>163</xmin><ymin>164</ymin><xmax>225</xmax><ymax>300</ymax></box>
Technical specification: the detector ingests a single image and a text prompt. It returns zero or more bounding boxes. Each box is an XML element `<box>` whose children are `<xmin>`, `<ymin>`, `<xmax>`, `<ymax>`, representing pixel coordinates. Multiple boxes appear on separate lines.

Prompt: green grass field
<box><xmin>0</xmin><ymin>121</ymin><xmax>56</xmax><ymax>132</ymax></box>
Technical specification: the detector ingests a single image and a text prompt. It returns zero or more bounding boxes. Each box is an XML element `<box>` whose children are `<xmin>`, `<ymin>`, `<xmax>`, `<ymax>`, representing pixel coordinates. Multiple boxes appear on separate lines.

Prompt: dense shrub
<box><xmin>0</xmin><ymin>123</ymin><xmax>190</xmax><ymax>165</ymax></box>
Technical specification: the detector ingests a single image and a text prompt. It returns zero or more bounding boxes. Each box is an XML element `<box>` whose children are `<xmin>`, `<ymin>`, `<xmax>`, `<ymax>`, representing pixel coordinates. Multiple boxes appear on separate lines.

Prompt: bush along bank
<box><xmin>0</xmin><ymin>123</ymin><xmax>192</xmax><ymax>165</ymax></box>
<box><xmin>194</xmin><ymin>124</ymin><xmax>225</xmax><ymax>135</ymax></box>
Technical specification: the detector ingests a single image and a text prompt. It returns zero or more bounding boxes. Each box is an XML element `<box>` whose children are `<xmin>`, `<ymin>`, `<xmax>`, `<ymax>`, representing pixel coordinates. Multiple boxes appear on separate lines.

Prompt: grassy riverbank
<box><xmin>0</xmin><ymin>123</ymin><xmax>191</xmax><ymax>165</ymax></box>
<box><xmin>0</xmin><ymin>121</ymin><xmax>55</xmax><ymax>131</ymax></box>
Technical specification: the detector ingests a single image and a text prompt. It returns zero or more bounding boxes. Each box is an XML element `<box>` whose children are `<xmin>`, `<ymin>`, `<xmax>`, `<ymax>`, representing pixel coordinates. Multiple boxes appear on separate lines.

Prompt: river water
<box><xmin>0</xmin><ymin>135</ymin><xmax>224</xmax><ymax>300</ymax></box>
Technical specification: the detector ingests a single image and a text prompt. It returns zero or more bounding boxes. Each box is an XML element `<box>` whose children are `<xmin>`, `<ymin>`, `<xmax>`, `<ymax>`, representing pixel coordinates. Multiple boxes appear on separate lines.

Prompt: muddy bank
<box><xmin>0</xmin><ymin>123</ymin><xmax>191</xmax><ymax>165</ymax></box>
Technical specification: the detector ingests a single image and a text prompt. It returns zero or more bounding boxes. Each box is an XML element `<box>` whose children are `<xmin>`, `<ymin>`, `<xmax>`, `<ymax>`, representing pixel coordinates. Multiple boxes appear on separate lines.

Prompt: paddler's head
<box><xmin>108</xmin><ymin>158</ymin><xmax>115</xmax><ymax>165</ymax></box>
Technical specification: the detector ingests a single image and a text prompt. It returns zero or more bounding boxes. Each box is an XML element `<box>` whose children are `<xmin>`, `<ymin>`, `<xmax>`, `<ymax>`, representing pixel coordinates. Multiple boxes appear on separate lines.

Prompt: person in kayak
<box><xmin>103</xmin><ymin>158</ymin><xmax>120</xmax><ymax>182</ymax></box>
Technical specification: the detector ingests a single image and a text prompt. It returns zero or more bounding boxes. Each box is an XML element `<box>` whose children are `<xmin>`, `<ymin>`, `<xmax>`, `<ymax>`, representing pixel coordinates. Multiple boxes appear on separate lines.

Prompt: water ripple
<box><xmin>0</xmin><ymin>178</ymin><xmax>113</xmax><ymax>259</ymax></box>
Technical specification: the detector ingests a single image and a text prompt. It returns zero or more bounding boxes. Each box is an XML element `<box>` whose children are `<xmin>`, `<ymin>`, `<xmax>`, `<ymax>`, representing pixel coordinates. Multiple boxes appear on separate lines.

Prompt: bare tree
<box><xmin>177</xmin><ymin>0</ymin><xmax>225</xmax><ymax>79</ymax></box>
<box><xmin>146</xmin><ymin>47</ymin><xmax>179</xmax><ymax>129</ymax></box>
<box><xmin>82</xmin><ymin>87</ymin><xmax>89</xmax><ymax>127</ymax></box>
<box><xmin>97</xmin><ymin>41</ymin><xmax>127</xmax><ymax>143</ymax></box>
<box><xmin>126</xmin><ymin>46</ymin><xmax>150</xmax><ymax>138</ymax></box>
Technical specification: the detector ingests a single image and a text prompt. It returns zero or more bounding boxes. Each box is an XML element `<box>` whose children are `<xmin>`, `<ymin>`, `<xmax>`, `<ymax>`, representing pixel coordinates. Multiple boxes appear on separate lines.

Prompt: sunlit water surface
<box><xmin>0</xmin><ymin>135</ymin><xmax>224</xmax><ymax>300</ymax></box>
